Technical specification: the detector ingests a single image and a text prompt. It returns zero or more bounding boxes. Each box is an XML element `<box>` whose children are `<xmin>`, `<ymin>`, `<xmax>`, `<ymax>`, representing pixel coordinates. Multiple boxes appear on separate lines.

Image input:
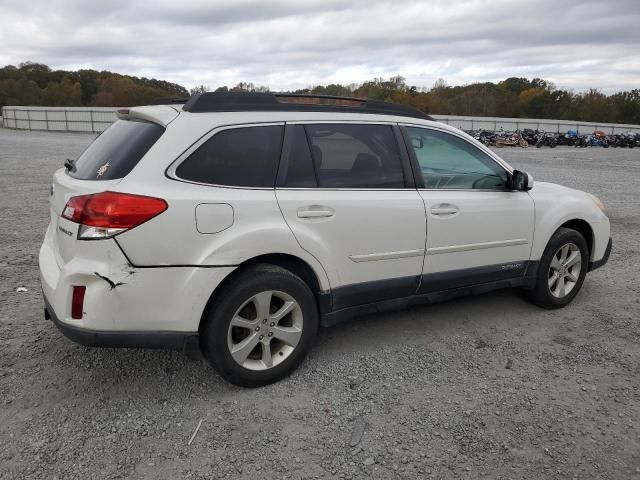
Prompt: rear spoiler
<box><xmin>116</xmin><ymin>106</ymin><xmax>180</xmax><ymax>127</ymax></box>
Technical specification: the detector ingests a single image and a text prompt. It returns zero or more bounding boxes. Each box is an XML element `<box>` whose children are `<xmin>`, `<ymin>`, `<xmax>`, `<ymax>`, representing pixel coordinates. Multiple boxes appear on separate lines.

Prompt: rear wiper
<box><xmin>64</xmin><ymin>158</ymin><xmax>76</xmax><ymax>172</ymax></box>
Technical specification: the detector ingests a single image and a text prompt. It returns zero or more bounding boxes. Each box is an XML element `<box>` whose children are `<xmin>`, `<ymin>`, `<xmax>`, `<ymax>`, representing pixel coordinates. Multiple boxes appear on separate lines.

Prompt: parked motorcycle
<box><xmin>495</xmin><ymin>131</ymin><xmax>528</xmax><ymax>148</ymax></box>
<box><xmin>536</xmin><ymin>132</ymin><xmax>557</xmax><ymax>148</ymax></box>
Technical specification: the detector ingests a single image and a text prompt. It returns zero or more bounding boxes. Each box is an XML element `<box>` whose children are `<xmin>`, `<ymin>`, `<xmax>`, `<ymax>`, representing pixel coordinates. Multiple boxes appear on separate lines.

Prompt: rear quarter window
<box><xmin>69</xmin><ymin>120</ymin><xmax>165</xmax><ymax>180</ymax></box>
<box><xmin>175</xmin><ymin>125</ymin><xmax>284</xmax><ymax>188</ymax></box>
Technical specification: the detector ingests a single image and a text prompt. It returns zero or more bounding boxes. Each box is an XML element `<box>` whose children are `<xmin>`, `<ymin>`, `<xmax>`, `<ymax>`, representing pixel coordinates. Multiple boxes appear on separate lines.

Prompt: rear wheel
<box><xmin>526</xmin><ymin>228</ymin><xmax>589</xmax><ymax>309</ymax></box>
<box><xmin>201</xmin><ymin>264</ymin><xmax>318</xmax><ymax>387</ymax></box>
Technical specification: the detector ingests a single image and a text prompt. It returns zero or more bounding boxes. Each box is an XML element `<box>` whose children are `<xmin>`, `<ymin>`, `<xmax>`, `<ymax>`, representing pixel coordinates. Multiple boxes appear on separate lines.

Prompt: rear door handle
<box><xmin>430</xmin><ymin>203</ymin><xmax>459</xmax><ymax>216</ymax></box>
<box><xmin>297</xmin><ymin>205</ymin><xmax>335</xmax><ymax>219</ymax></box>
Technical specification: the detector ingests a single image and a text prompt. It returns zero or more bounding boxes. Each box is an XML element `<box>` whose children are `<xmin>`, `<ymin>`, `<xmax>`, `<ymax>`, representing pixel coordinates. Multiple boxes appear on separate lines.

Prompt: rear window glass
<box><xmin>69</xmin><ymin>120</ymin><xmax>164</xmax><ymax>180</ymax></box>
<box><xmin>175</xmin><ymin>125</ymin><xmax>284</xmax><ymax>187</ymax></box>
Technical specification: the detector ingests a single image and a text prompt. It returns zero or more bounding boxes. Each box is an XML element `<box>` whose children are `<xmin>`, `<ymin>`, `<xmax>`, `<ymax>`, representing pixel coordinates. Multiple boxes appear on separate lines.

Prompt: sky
<box><xmin>0</xmin><ymin>0</ymin><xmax>639</xmax><ymax>93</ymax></box>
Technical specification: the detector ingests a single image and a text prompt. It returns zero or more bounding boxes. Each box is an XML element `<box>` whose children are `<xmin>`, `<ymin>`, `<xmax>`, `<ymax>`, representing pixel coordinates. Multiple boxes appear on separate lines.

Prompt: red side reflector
<box><xmin>71</xmin><ymin>286</ymin><xmax>86</xmax><ymax>319</ymax></box>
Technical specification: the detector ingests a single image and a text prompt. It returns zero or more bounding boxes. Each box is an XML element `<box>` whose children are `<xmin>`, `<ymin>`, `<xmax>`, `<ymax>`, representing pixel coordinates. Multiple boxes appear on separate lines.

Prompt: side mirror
<box><xmin>511</xmin><ymin>170</ymin><xmax>534</xmax><ymax>191</ymax></box>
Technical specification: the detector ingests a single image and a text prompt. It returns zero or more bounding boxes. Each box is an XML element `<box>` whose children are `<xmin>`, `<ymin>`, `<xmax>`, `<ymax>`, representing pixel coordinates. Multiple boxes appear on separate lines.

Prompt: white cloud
<box><xmin>0</xmin><ymin>0</ymin><xmax>638</xmax><ymax>92</ymax></box>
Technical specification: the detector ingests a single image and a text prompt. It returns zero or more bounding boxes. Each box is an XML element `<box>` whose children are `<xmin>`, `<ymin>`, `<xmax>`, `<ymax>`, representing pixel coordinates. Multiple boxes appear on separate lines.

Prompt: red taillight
<box><xmin>62</xmin><ymin>192</ymin><xmax>167</xmax><ymax>238</ymax></box>
<box><xmin>71</xmin><ymin>286</ymin><xmax>86</xmax><ymax>319</ymax></box>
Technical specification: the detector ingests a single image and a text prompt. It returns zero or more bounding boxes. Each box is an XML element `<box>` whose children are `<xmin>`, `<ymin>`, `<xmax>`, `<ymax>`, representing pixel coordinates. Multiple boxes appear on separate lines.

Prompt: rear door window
<box><xmin>176</xmin><ymin>125</ymin><xmax>284</xmax><ymax>187</ymax></box>
<box><xmin>304</xmin><ymin>124</ymin><xmax>405</xmax><ymax>188</ymax></box>
<box><xmin>70</xmin><ymin>120</ymin><xmax>165</xmax><ymax>180</ymax></box>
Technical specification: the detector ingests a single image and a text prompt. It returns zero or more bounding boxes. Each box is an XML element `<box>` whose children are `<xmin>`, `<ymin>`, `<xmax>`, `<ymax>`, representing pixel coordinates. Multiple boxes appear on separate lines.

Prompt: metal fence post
<box><xmin>64</xmin><ymin>110</ymin><xmax>69</xmax><ymax>131</ymax></box>
<box><xmin>44</xmin><ymin>110</ymin><xmax>49</xmax><ymax>131</ymax></box>
<box><xmin>89</xmin><ymin>110</ymin><xmax>94</xmax><ymax>133</ymax></box>
<box><xmin>27</xmin><ymin>110</ymin><xmax>32</xmax><ymax>130</ymax></box>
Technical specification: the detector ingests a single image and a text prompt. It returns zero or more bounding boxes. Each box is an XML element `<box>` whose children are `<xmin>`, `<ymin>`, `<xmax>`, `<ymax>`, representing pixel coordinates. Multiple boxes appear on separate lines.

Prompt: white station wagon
<box><xmin>40</xmin><ymin>93</ymin><xmax>612</xmax><ymax>386</ymax></box>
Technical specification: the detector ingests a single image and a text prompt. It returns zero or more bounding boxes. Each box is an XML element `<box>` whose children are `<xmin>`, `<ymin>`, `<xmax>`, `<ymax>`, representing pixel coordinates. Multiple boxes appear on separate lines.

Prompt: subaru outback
<box><xmin>40</xmin><ymin>92</ymin><xmax>612</xmax><ymax>387</ymax></box>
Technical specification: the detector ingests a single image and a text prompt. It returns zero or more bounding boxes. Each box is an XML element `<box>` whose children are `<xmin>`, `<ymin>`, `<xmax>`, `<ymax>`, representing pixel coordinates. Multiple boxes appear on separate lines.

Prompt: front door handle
<box><xmin>297</xmin><ymin>205</ymin><xmax>335</xmax><ymax>219</ymax></box>
<box><xmin>430</xmin><ymin>203</ymin><xmax>459</xmax><ymax>216</ymax></box>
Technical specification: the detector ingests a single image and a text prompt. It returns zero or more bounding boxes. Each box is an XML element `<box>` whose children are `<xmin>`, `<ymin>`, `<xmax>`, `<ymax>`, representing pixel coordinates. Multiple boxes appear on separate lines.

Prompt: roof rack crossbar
<box><xmin>181</xmin><ymin>92</ymin><xmax>432</xmax><ymax>120</ymax></box>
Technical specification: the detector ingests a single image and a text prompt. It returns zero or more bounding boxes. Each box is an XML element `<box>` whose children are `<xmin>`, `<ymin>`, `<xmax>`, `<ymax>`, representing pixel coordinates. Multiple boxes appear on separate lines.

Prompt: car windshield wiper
<box><xmin>64</xmin><ymin>158</ymin><xmax>76</xmax><ymax>172</ymax></box>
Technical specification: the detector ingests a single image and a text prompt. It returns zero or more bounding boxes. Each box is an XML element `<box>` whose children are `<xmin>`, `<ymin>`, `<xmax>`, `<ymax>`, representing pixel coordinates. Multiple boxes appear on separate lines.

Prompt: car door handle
<box><xmin>430</xmin><ymin>203</ymin><xmax>459</xmax><ymax>216</ymax></box>
<box><xmin>297</xmin><ymin>206</ymin><xmax>335</xmax><ymax>219</ymax></box>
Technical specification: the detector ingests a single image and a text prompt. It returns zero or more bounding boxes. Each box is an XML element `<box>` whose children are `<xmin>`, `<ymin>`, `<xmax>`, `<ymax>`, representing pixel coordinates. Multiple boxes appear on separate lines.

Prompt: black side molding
<box><xmin>321</xmin><ymin>275</ymin><xmax>537</xmax><ymax>327</ymax></box>
<box><xmin>327</xmin><ymin>261</ymin><xmax>537</xmax><ymax>314</ymax></box>
<box><xmin>331</xmin><ymin>275</ymin><xmax>420</xmax><ymax>311</ymax></box>
<box><xmin>588</xmin><ymin>237</ymin><xmax>612</xmax><ymax>271</ymax></box>
<box><xmin>418</xmin><ymin>261</ymin><xmax>534</xmax><ymax>294</ymax></box>
<box><xmin>43</xmin><ymin>295</ymin><xmax>199</xmax><ymax>353</ymax></box>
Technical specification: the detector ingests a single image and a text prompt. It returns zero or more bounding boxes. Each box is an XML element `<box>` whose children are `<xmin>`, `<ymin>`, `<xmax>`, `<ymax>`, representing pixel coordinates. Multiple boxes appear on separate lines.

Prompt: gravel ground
<box><xmin>1</xmin><ymin>128</ymin><xmax>639</xmax><ymax>480</ymax></box>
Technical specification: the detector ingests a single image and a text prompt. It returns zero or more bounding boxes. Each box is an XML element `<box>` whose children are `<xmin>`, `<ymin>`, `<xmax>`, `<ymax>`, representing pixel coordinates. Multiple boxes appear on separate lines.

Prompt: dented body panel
<box><xmin>40</xmin><ymin>222</ymin><xmax>235</xmax><ymax>332</ymax></box>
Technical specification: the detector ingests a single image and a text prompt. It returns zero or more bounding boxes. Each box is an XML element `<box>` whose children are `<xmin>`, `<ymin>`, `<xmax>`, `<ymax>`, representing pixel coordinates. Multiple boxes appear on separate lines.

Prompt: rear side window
<box><xmin>176</xmin><ymin>125</ymin><xmax>284</xmax><ymax>187</ymax></box>
<box><xmin>70</xmin><ymin>120</ymin><xmax>164</xmax><ymax>180</ymax></box>
<box><xmin>305</xmin><ymin>124</ymin><xmax>405</xmax><ymax>188</ymax></box>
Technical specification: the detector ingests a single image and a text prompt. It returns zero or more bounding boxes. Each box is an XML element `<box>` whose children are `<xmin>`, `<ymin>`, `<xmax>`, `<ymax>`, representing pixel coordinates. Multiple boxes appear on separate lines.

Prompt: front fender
<box><xmin>529</xmin><ymin>182</ymin><xmax>610</xmax><ymax>262</ymax></box>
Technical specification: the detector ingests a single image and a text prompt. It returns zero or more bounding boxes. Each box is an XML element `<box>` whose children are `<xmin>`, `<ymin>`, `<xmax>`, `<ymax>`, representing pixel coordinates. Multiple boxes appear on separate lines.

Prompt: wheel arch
<box><xmin>198</xmin><ymin>253</ymin><xmax>331</xmax><ymax>335</ymax></box>
<box><xmin>532</xmin><ymin>211</ymin><xmax>600</xmax><ymax>263</ymax></box>
<box><xmin>558</xmin><ymin>219</ymin><xmax>594</xmax><ymax>258</ymax></box>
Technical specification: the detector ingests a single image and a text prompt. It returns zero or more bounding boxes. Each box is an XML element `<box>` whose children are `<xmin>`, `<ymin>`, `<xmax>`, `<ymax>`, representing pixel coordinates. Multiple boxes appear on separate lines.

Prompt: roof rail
<box><xmin>150</xmin><ymin>97</ymin><xmax>189</xmax><ymax>105</ymax></box>
<box><xmin>181</xmin><ymin>92</ymin><xmax>432</xmax><ymax>120</ymax></box>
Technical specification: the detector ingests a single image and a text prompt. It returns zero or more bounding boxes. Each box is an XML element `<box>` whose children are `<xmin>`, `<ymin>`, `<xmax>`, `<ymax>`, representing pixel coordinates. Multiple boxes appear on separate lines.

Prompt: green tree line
<box><xmin>0</xmin><ymin>62</ymin><xmax>188</xmax><ymax>109</ymax></box>
<box><xmin>293</xmin><ymin>76</ymin><xmax>640</xmax><ymax>125</ymax></box>
<box><xmin>2</xmin><ymin>63</ymin><xmax>639</xmax><ymax>124</ymax></box>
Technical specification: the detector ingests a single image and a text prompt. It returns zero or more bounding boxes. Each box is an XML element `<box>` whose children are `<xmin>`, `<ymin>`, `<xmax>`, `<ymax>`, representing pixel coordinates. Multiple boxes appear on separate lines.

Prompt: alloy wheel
<box><xmin>227</xmin><ymin>290</ymin><xmax>303</xmax><ymax>371</ymax></box>
<box><xmin>548</xmin><ymin>243</ymin><xmax>582</xmax><ymax>298</ymax></box>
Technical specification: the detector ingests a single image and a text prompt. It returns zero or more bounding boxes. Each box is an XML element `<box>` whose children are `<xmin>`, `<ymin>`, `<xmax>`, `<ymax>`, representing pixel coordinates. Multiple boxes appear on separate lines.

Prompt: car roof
<box><xmin>127</xmin><ymin>105</ymin><xmax>462</xmax><ymax>137</ymax></box>
<box><xmin>178</xmin><ymin>92</ymin><xmax>433</xmax><ymax>122</ymax></box>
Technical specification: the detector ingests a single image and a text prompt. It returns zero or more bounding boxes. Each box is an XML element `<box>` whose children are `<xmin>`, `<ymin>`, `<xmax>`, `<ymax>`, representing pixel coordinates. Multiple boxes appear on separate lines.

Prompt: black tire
<box><xmin>201</xmin><ymin>264</ymin><xmax>319</xmax><ymax>387</ymax></box>
<box><xmin>526</xmin><ymin>227</ymin><xmax>589</xmax><ymax>309</ymax></box>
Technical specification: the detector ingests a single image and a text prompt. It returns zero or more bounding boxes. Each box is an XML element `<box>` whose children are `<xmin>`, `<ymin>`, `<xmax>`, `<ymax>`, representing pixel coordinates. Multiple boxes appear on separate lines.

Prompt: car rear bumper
<box><xmin>589</xmin><ymin>237</ymin><xmax>612</xmax><ymax>271</ymax></box>
<box><xmin>39</xmin><ymin>223</ymin><xmax>236</xmax><ymax>347</ymax></box>
<box><xmin>43</xmin><ymin>293</ymin><xmax>198</xmax><ymax>350</ymax></box>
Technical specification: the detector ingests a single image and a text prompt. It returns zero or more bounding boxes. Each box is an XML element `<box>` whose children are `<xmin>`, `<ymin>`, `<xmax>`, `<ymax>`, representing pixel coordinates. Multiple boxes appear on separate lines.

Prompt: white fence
<box><xmin>2</xmin><ymin>105</ymin><xmax>640</xmax><ymax>135</ymax></box>
<box><xmin>431</xmin><ymin>114</ymin><xmax>640</xmax><ymax>134</ymax></box>
<box><xmin>1</xmin><ymin>106</ymin><xmax>117</xmax><ymax>133</ymax></box>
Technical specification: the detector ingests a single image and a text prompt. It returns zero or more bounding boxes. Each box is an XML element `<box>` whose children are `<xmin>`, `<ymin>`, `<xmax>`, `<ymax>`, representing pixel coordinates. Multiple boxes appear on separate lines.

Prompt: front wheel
<box><xmin>526</xmin><ymin>228</ymin><xmax>589</xmax><ymax>309</ymax></box>
<box><xmin>201</xmin><ymin>265</ymin><xmax>319</xmax><ymax>387</ymax></box>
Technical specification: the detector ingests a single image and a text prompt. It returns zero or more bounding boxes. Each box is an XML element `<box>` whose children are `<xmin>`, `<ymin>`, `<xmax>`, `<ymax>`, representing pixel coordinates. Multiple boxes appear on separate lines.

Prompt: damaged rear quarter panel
<box><xmin>51</xmin><ymin>238</ymin><xmax>235</xmax><ymax>331</ymax></box>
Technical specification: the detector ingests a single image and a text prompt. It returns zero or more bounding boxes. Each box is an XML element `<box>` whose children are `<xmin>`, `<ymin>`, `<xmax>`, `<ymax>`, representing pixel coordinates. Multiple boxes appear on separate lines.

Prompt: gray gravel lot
<box><xmin>1</xmin><ymin>128</ymin><xmax>639</xmax><ymax>479</ymax></box>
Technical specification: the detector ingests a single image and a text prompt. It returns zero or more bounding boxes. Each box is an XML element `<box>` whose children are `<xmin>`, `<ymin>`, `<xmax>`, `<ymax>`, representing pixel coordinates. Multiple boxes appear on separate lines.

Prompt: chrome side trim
<box><xmin>426</xmin><ymin>239</ymin><xmax>528</xmax><ymax>255</ymax></box>
<box><xmin>349</xmin><ymin>249</ymin><xmax>425</xmax><ymax>263</ymax></box>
